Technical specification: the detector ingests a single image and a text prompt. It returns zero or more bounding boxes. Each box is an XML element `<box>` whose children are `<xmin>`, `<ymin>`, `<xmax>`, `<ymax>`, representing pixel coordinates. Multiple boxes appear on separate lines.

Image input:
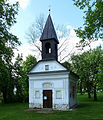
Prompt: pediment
<box><xmin>28</xmin><ymin>60</ymin><xmax>68</xmax><ymax>74</ymax></box>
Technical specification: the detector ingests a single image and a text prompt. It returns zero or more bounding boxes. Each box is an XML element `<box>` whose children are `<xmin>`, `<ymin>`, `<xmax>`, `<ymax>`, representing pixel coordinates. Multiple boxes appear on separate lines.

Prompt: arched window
<box><xmin>45</xmin><ymin>42</ymin><xmax>52</xmax><ymax>54</ymax></box>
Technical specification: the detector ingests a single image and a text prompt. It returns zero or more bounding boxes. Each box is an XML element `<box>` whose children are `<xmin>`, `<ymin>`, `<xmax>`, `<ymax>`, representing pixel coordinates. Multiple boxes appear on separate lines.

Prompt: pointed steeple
<box><xmin>40</xmin><ymin>14</ymin><xmax>59</xmax><ymax>44</ymax></box>
<box><xmin>40</xmin><ymin>14</ymin><xmax>59</xmax><ymax>61</ymax></box>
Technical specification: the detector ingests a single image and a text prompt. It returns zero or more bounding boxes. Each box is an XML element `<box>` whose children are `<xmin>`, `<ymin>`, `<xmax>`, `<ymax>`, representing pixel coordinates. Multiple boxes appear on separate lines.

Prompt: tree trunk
<box><xmin>88</xmin><ymin>91</ymin><xmax>91</xmax><ymax>98</ymax></box>
<box><xmin>80</xmin><ymin>81</ymin><xmax>83</xmax><ymax>94</ymax></box>
<box><xmin>2</xmin><ymin>88</ymin><xmax>7</xmax><ymax>103</ymax></box>
<box><xmin>87</xmin><ymin>87</ymin><xmax>91</xmax><ymax>98</ymax></box>
<box><xmin>94</xmin><ymin>86</ymin><xmax>97</xmax><ymax>101</ymax></box>
<box><xmin>87</xmin><ymin>82</ymin><xmax>91</xmax><ymax>99</ymax></box>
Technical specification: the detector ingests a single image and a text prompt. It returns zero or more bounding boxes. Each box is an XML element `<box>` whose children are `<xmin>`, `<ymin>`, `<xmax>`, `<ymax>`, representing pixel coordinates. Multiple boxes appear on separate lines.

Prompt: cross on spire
<box><xmin>48</xmin><ymin>5</ymin><xmax>51</xmax><ymax>14</ymax></box>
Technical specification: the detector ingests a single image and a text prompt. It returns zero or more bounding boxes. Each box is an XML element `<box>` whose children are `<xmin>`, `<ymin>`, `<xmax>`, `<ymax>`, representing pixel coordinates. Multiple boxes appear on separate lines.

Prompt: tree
<box><xmin>88</xmin><ymin>46</ymin><xmax>103</xmax><ymax>101</ymax></box>
<box><xmin>23</xmin><ymin>55</ymin><xmax>37</xmax><ymax>73</ymax></box>
<box><xmin>71</xmin><ymin>53</ymin><xmax>92</xmax><ymax>96</ymax></box>
<box><xmin>71</xmin><ymin>46</ymin><xmax>103</xmax><ymax>101</ymax></box>
<box><xmin>73</xmin><ymin>0</ymin><xmax>103</xmax><ymax>47</ymax></box>
<box><xmin>22</xmin><ymin>55</ymin><xmax>37</xmax><ymax>102</ymax></box>
<box><xmin>0</xmin><ymin>0</ymin><xmax>20</xmax><ymax>103</ymax></box>
<box><xmin>26</xmin><ymin>14</ymin><xmax>73</xmax><ymax>62</ymax></box>
<box><xmin>13</xmin><ymin>54</ymin><xmax>24</xmax><ymax>102</ymax></box>
<box><xmin>13</xmin><ymin>55</ymin><xmax>37</xmax><ymax>102</ymax></box>
<box><xmin>62</xmin><ymin>61</ymin><xmax>71</xmax><ymax>69</ymax></box>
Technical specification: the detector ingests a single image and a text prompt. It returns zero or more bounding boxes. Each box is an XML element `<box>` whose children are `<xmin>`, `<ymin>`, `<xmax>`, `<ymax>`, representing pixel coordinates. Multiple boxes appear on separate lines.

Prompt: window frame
<box><xmin>45</xmin><ymin>65</ymin><xmax>49</xmax><ymax>71</ymax></box>
<box><xmin>55</xmin><ymin>90</ymin><xmax>62</xmax><ymax>99</ymax></box>
<box><xmin>35</xmin><ymin>90</ymin><xmax>40</xmax><ymax>99</ymax></box>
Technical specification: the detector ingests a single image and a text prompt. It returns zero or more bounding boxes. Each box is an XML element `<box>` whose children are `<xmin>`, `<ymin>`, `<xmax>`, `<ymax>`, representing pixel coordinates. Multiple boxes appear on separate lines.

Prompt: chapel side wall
<box><xmin>69</xmin><ymin>74</ymin><xmax>77</xmax><ymax>108</ymax></box>
<box><xmin>29</xmin><ymin>79</ymin><xmax>34</xmax><ymax>108</ymax></box>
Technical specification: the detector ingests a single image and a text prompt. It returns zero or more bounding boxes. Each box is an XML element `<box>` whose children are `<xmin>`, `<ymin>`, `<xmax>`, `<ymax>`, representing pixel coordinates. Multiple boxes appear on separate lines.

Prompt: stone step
<box><xmin>41</xmin><ymin>108</ymin><xmax>53</xmax><ymax>111</ymax></box>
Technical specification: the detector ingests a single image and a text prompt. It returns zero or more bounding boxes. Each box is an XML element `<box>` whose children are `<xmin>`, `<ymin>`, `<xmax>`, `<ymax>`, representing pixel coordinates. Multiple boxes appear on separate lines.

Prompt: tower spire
<box><xmin>40</xmin><ymin>14</ymin><xmax>59</xmax><ymax>61</ymax></box>
<box><xmin>40</xmin><ymin>14</ymin><xmax>59</xmax><ymax>43</ymax></box>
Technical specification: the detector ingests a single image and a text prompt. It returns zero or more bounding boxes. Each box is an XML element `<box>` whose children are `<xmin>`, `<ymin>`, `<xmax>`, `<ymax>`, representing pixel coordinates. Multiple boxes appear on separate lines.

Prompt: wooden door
<box><xmin>43</xmin><ymin>90</ymin><xmax>52</xmax><ymax>108</ymax></box>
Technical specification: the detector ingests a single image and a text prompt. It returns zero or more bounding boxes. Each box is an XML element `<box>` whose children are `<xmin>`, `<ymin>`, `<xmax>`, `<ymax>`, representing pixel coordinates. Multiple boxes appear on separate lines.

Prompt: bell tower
<box><xmin>40</xmin><ymin>14</ymin><xmax>59</xmax><ymax>61</ymax></box>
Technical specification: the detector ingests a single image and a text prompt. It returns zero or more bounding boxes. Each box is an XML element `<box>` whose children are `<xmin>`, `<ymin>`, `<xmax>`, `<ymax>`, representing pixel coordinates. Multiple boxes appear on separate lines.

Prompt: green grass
<box><xmin>0</xmin><ymin>93</ymin><xmax>103</xmax><ymax>120</ymax></box>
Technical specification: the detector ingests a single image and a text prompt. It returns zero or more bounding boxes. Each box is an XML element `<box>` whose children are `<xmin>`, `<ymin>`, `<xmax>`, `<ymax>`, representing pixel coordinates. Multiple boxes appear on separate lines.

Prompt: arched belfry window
<box><xmin>45</xmin><ymin>42</ymin><xmax>52</xmax><ymax>54</ymax></box>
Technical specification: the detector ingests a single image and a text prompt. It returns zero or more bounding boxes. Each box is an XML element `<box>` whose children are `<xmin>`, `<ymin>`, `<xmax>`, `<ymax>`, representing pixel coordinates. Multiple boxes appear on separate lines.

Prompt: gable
<box><xmin>28</xmin><ymin>60</ymin><xmax>68</xmax><ymax>74</ymax></box>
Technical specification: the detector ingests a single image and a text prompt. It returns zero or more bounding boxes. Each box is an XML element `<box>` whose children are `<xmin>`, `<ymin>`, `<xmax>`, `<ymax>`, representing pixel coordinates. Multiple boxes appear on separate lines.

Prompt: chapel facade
<box><xmin>27</xmin><ymin>14</ymin><xmax>77</xmax><ymax>110</ymax></box>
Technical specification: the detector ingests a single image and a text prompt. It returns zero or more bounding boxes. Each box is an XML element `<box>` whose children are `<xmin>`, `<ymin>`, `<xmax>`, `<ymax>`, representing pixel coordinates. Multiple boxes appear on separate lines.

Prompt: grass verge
<box><xmin>0</xmin><ymin>93</ymin><xmax>103</xmax><ymax>120</ymax></box>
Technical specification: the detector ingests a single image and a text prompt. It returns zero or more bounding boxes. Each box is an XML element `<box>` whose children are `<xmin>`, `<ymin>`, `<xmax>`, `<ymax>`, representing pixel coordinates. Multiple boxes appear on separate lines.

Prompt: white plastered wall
<box><xmin>29</xmin><ymin>72</ymin><xmax>69</xmax><ymax>110</ymax></box>
<box><xmin>69</xmin><ymin>75</ymin><xmax>77</xmax><ymax>108</ymax></box>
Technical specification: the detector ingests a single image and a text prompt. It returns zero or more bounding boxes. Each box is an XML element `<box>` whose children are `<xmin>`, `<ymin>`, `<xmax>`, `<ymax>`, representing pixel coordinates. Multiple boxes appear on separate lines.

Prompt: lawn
<box><xmin>0</xmin><ymin>93</ymin><xmax>103</xmax><ymax>120</ymax></box>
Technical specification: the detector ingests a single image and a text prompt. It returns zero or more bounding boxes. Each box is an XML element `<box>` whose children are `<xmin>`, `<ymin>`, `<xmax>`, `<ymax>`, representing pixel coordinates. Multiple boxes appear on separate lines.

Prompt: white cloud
<box><xmin>56</xmin><ymin>30</ymin><xmax>63</xmax><ymax>37</ymax></box>
<box><xmin>58</xmin><ymin>25</ymin><xmax>103</xmax><ymax>61</ymax></box>
<box><xmin>69</xmin><ymin>29</ymin><xmax>76</xmax><ymax>37</ymax></box>
<box><xmin>91</xmin><ymin>39</ymin><xmax>103</xmax><ymax>48</ymax></box>
<box><xmin>8</xmin><ymin>0</ymin><xmax>30</xmax><ymax>9</ymax></box>
<box><xmin>17</xmin><ymin>0</ymin><xmax>30</xmax><ymax>9</ymax></box>
<box><xmin>13</xmin><ymin>25</ymin><xmax>103</xmax><ymax>62</ymax></box>
<box><xmin>66</xmin><ymin>25</ymin><xmax>73</xmax><ymax>30</ymax></box>
<box><xmin>13</xmin><ymin>42</ymin><xmax>41</xmax><ymax>62</ymax></box>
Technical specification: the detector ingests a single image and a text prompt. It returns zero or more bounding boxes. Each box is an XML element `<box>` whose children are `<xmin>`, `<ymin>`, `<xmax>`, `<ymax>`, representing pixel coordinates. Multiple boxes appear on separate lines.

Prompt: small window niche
<box><xmin>55</xmin><ymin>90</ymin><xmax>62</xmax><ymax>99</ymax></box>
<box><xmin>45</xmin><ymin>65</ymin><xmax>49</xmax><ymax>71</ymax></box>
<box><xmin>35</xmin><ymin>90</ymin><xmax>40</xmax><ymax>99</ymax></box>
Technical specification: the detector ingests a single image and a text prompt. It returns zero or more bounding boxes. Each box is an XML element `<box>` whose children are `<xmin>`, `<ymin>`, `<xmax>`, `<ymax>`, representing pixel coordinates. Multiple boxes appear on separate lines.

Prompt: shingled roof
<box><xmin>40</xmin><ymin>14</ymin><xmax>59</xmax><ymax>43</ymax></box>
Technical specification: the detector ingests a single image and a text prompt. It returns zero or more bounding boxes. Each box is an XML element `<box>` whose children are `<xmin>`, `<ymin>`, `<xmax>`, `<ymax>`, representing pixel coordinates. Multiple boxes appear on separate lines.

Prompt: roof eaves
<box><xmin>27</xmin><ymin>70</ymin><xmax>69</xmax><ymax>75</ymax></box>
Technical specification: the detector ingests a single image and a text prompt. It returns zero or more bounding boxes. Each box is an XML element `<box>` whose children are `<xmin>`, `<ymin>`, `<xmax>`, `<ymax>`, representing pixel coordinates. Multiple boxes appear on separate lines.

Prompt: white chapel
<box><xmin>27</xmin><ymin>14</ymin><xmax>78</xmax><ymax>110</ymax></box>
